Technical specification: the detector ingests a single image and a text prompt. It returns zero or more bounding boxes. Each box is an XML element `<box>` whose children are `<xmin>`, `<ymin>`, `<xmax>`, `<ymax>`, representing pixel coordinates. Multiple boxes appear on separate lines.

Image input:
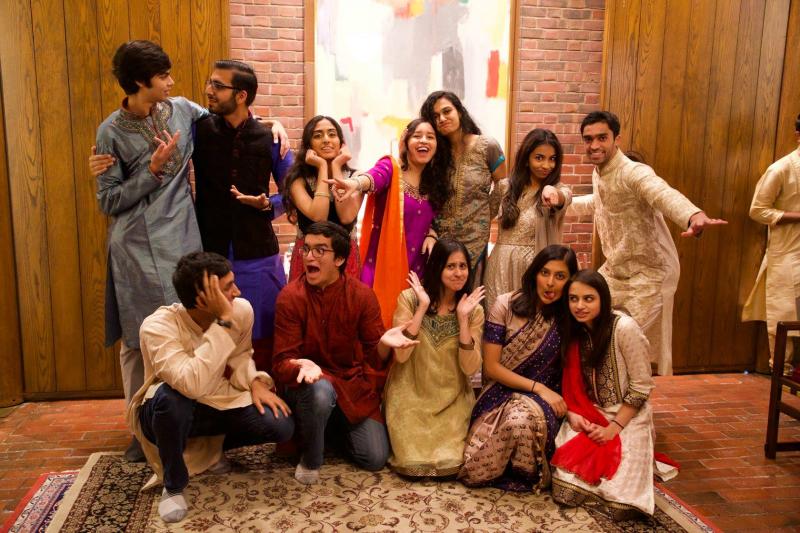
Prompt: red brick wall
<box><xmin>230</xmin><ymin>0</ymin><xmax>604</xmax><ymax>265</ymax></box>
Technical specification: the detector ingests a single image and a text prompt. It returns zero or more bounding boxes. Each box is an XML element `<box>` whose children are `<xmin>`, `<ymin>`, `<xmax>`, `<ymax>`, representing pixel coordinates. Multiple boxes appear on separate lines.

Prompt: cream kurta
<box><xmin>126</xmin><ymin>298</ymin><xmax>271</xmax><ymax>489</ymax></box>
<box><xmin>569</xmin><ymin>149</ymin><xmax>700</xmax><ymax>375</ymax></box>
<box><xmin>743</xmin><ymin>148</ymin><xmax>800</xmax><ymax>356</ymax></box>
<box><xmin>384</xmin><ymin>289</ymin><xmax>483</xmax><ymax>476</ymax></box>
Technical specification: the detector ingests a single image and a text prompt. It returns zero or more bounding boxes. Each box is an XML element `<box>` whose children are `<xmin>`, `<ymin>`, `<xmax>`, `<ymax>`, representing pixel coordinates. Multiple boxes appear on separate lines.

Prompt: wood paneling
<box><xmin>0</xmin><ymin>62</ymin><xmax>24</xmax><ymax>407</ymax></box>
<box><xmin>0</xmin><ymin>0</ymin><xmax>229</xmax><ymax>398</ymax></box>
<box><xmin>601</xmin><ymin>0</ymin><xmax>795</xmax><ymax>372</ymax></box>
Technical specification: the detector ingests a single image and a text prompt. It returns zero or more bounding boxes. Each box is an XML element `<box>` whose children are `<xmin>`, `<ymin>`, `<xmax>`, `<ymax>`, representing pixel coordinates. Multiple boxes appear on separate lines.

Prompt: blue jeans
<box><xmin>139</xmin><ymin>383</ymin><xmax>294</xmax><ymax>493</ymax></box>
<box><xmin>284</xmin><ymin>379</ymin><xmax>389</xmax><ymax>471</ymax></box>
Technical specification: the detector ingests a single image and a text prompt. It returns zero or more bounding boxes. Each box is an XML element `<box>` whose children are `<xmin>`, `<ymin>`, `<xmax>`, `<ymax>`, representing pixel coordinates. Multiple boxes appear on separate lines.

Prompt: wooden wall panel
<box><xmin>31</xmin><ymin>0</ymin><xmax>87</xmax><ymax>392</ymax></box>
<box><xmin>0</xmin><ymin>0</ymin><xmax>56</xmax><ymax>392</ymax></box>
<box><xmin>776</xmin><ymin>0</ymin><xmax>800</xmax><ymax>159</ymax></box>
<box><xmin>0</xmin><ymin>63</ymin><xmax>24</xmax><ymax>407</ymax></box>
<box><xmin>602</xmin><ymin>0</ymin><xmax>794</xmax><ymax>372</ymax></box>
<box><xmin>1</xmin><ymin>0</ymin><xmax>230</xmax><ymax>398</ymax></box>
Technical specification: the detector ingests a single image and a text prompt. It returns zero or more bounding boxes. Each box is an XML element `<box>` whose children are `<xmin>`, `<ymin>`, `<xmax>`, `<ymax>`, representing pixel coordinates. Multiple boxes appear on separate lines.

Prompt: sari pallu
<box><xmin>458</xmin><ymin>314</ymin><xmax>562</xmax><ymax>492</ymax></box>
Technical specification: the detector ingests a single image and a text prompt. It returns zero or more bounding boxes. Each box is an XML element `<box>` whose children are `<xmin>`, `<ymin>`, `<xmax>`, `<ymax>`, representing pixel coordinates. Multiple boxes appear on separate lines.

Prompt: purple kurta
<box><xmin>361</xmin><ymin>156</ymin><xmax>436</xmax><ymax>287</ymax></box>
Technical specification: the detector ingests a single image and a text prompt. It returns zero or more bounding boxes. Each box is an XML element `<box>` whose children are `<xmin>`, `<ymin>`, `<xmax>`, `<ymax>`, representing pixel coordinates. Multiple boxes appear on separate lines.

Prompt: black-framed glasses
<box><xmin>301</xmin><ymin>245</ymin><xmax>335</xmax><ymax>259</ymax></box>
<box><xmin>205</xmin><ymin>78</ymin><xmax>240</xmax><ymax>92</ymax></box>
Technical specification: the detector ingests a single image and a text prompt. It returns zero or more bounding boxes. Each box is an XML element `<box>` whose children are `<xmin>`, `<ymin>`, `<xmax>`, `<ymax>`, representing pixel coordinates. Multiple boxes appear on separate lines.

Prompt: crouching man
<box><xmin>127</xmin><ymin>251</ymin><xmax>294</xmax><ymax>523</ymax></box>
<box><xmin>272</xmin><ymin>221</ymin><xmax>418</xmax><ymax>484</ymax></box>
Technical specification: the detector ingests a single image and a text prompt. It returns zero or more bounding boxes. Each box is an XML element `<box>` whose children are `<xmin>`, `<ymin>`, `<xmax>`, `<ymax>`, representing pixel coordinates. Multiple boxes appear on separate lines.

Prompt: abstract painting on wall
<box><xmin>313</xmin><ymin>0</ymin><xmax>514</xmax><ymax>168</ymax></box>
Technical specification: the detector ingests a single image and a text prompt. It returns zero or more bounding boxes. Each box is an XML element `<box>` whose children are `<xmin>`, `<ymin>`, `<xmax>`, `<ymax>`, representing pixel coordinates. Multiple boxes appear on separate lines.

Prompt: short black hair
<box><xmin>172</xmin><ymin>252</ymin><xmax>231</xmax><ymax>309</ymax></box>
<box><xmin>213</xmin><ymin>59</ymin><xmax>258</xmax><ymax>106</ymax></box>
<box><xmin>581</xmin><ymin>110</ymin><xmax>621</xmax><ymax>138</ymax></box>
<box><xmin>304</xmin><ymin>221</ymin><xmax>351</xmax><ymax>273</ymax></box>
<box><xmin>112</xmin><ymin>40</ymin><xmax>171</xmax><ymax>95</ymax></box>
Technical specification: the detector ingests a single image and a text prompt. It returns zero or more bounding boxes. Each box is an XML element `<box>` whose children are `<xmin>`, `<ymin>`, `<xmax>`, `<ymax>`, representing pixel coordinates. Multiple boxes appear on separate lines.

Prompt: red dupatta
<box><xmin>550</xmin><ymin>341</ymin><xmax>621</xmax><ymax>485</ymax></box>
<box><xmin>358</xmin><ymin>156</ymin><xmax>409</xmax><ymax>329</ymax></box>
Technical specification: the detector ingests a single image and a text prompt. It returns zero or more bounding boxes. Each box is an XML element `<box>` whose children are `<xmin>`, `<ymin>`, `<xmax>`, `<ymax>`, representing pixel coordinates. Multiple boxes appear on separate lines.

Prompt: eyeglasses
<box><xmin>205</xmin><ymin>79</ymin><xmax>240</xmax><ymax>92</ymax></box>
<box><xmin>301</xmin><ymin>245</ymin><xmax>335</xmax><ymax>259</ymax></box>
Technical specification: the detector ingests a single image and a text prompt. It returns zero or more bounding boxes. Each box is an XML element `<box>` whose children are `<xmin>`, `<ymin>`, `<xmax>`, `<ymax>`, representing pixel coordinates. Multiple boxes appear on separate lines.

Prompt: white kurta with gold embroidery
<box><xmin>569</xmin><ymin>150</ymin><xmax>700</xmax><ymax>375</ymax></box>
<box><xmin>742</xmin><ymin>149</ymin><xmax>800</xmax><ymax>349</ymax></box>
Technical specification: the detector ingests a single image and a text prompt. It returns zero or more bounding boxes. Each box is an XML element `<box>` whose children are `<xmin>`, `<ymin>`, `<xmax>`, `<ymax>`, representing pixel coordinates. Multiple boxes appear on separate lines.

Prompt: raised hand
<box><xmin>230</xmin><ymin>185</ymin><xmax>269</xmax><ymax>210</ymax></box>
<box><xmin>682</xmin><ymin>211</ymin><xmax>728</xmax><ymax>238</ymax></box>
<box><xmin>290</xmin><ymin>358</ymin><xmax>323</xmax><ymax>384</ymax></box>
<box><xmin>150</xmin><ymin>129</ymin><xmax>181</xmax><ymax>175</ymax></box>
<box><xmin>332</xmin><ymin>145</ymin><xmax>351</xmax><ymax>169</ymax></box>
<box><xmin>380</xmin><ymin>321</ymin><xmax>421</xmax><ymax>350</ymax></box>
<box><xmin>194</xmin><ymin>270</ymin><xmax>233</xmax><ymax>321</ymax></box>
<box><xmin>332</xmin><ymin>174</ymin><xmax>362</xmax><ymax>202</ymax></box>
<box><xmin>305</xmin><ymin>149</ymin><xmax>326</xmax><ymax>169</ymax></box>
<box><xmin>407</xmin><ymin>271</ymin><xmax>430</xmax><ymax>309</ymax></box>
<box><xmin>541</xmin><ymin>185</ymin><xmax>562</xmax><ymax>208</ymax></box>
<box><xmin>456</xmin><ymin>286</ymin><xmax>485</xmax><ymax>323</ymax></box>
<box><xmin>89</xmin><ymin>146</ymin><xmax>116</xmax><ymax>177</ymax></box>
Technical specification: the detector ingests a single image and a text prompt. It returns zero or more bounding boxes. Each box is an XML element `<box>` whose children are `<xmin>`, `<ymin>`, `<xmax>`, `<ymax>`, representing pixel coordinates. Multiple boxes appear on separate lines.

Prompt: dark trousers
<box><xmin>139</xmin><ymin>383</ymin><xmax>294</xmax><ymax>493</ymax></box>
<box><xmin>283</xmin><ymin>379</ymin><xmax>390</xmax><ymax>471</ymax></box>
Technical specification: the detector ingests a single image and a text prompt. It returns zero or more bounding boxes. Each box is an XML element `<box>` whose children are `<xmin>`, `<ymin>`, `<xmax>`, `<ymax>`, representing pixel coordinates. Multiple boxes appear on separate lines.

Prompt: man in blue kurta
<box><xmin>95</xmin><ymin>41</ymin><xmax>207</xmax><ymax>460</ymax></box>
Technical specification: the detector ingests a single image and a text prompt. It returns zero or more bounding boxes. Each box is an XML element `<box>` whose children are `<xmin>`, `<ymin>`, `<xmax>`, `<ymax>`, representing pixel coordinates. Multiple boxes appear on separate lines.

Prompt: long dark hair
<box><xmin>282</xmin><ymin>115</ymin><xmax>352</xmax><ymax>223</ymax></box>
<box><xmin>563</xmin><ymin>269</ymin><xmax>614</xmax><ymax>369</ymax></box>
<box><xmin>422</xmin><ymin>238</ymin><xmax>472</xmax><ymax>314</ymax></box>
<box><xmin>399</xmin><ymin>118</ymin><xmax>453</xmax><ymax>212</ymax></box>
<box><xmin>419</xmin><ymin>91</ymin><xmax>482</xmax><ymax>136</ymax></box>
<box><xmin>510</xmin><ymin>245</ymin><xmax>578</xmax><ymax>320</ymax></box>
<box><xmin>500</xmin><ymin>128</ymin><xmax>563</xmax><ymax>229</ymax></box>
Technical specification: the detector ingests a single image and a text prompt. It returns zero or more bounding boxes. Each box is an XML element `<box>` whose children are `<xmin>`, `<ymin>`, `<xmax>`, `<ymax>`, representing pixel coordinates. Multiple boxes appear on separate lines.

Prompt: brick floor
<box><xmin>1</xmin><ymin>373</ymin><xmax>799</xmax><ymax>531</ymax></box>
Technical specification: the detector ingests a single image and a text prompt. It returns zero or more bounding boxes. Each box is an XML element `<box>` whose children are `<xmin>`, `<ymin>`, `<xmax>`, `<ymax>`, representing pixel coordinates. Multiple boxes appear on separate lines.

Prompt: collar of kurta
<box><xmin>598</xmin><ymin>147</ymin><xmax>627</xmax><ymax>176</ymax></box>
<box><xmin>119</xmin><ymin>98</ymin><xmax>163</xmax><ymax>121</ymax></box>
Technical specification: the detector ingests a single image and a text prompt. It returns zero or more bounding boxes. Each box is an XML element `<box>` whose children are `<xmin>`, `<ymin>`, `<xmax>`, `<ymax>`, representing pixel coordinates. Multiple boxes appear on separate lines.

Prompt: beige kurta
<box><xmin>551</xmin><ymin>313</ymin><xmax>672</xmax><ymax>518</ymax></box>
<box><xmin>485</xmin><ymin>183</ymin><xmax>572</xmax><ymax>310</ymax></box>
<box><xmin>742</xmin><ymin>148</ymin><xmax>800</xmax><ymax>355</ymax></box>
<box><xmin>569</xmin><ymin>149</ymin><xmax>700</xmax><ymax>375</ymax></box>
<box><xmin>126</xmin><ymin>298</ymin><xmax>271</xmax><ymax>489</ymax></box>
<box><xmin>384</xmin><ymin>288</ymin><xmax>483</xmax><ymax>476</ymax></box>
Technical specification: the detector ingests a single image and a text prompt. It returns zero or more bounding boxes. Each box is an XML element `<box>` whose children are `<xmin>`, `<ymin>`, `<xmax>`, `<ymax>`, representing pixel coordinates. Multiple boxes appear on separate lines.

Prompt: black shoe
<box><xmin>125</xmin><ymin>436</ymin><xmax>146</xmax><ymax>462</ymax></box>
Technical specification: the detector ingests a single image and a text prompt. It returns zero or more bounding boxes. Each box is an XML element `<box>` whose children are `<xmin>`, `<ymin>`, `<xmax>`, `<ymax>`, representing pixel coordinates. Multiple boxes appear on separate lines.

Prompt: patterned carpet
<box><xmin>2</xmin><ymin>472</ymin><xmax>76</xmax><ymax>533</ymax></box>
<box><xmin>39</xmin><ymin>445</ymin><xmax>715</xmax><ymax>533</ymax></box>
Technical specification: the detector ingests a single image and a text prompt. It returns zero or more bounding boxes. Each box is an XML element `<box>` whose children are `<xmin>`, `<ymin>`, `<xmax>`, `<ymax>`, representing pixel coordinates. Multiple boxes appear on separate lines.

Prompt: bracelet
<box><xmin>458</xmin><ymin>340</ymin><xmax>475</xmax><ymax>350</ymax></box>
<box><xmin>611</xmin><ymin>419</ymin><xmax>625</xmax><ymax>430</ymax></box>
<box><xmin>425</xmin><ymin>233</ymin><xmax>437</xmax><ymax>240</ymax></box>
<box><xmin>402</xmin><ymin>330</ymin><xmax>419</xmax><ymax>340</ymax></box>
<box><xmin>314</xmin><ymin>191</ymin><xmax>330</xmax><ymax>198</ymax></box>
<box><xmin>530</xmin><ymin>380</ymin><xmax>537</xmax><ymax>393</ymax></box>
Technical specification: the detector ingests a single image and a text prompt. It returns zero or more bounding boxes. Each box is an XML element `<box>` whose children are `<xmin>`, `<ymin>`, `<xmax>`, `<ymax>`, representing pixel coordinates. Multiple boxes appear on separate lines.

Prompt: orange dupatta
<box><xmin>359</xmin><ymin>156</ymin><xmax>409</xmax><ymax>329</ymax></box>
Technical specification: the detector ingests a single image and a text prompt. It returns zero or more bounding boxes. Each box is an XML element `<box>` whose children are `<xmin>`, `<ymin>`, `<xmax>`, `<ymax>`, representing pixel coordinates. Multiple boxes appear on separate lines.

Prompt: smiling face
<box><xmin>528</xmin><ymin>143</ymin><xmax>557</xmax><ymax>183</ymax></box>
<box><xmin>205</xmin><ymin>68</ymin><xmax>240</xmax><ymax>115</ymax></box>
<box><xmin>405</xmin><ymin>121</ymin><xmax>437</xmax><ymax>167</ymax></box>
<box><xmin>568</xmin><ymin>281</ymin><xmax>602</xmax><ymax>327</ymax></box>
<box><xmin>440</xmin><ymin>251</ymin><xmax>469</xmax><ymax>295</ymax></box>
<box><xmin>536</xmin><ymin>259</ymin><xmax>570</xmax><ymax>306</ymax></box>
<box><xmin>431</xmin><ymin>97</ymin><xmax>461</xmax><ymax>137</ymax></box>
<box><xmin>582</xmin><ymin>121</ymin><xmax>618</xmax><ymax>167</ymax></box>
<box><xmin>139</xmin><ymin>71</ymin><xmax>174</xmax><ymax>103</ymax></box>
<box><xmin>309</xmin><ymin>119</ymin><xmax>342</xmax><ymax>161</ymax></box>
<box><xmin>302</xmin><ymin>233</ymin><xmax>343</xmax><ymax>288</ymax></box>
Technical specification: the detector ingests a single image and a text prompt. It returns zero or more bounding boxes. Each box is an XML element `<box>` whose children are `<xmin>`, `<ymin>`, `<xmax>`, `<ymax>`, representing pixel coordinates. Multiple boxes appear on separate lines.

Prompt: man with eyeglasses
<box><xmin>91</xmin><ymin>41</ymin><xmax>289</xmax><ymax>462</ymax></box>
<box><xmin>272</xmin><ymin>221</ymin><xmax>419</xmax><ymax>484</ymax></box>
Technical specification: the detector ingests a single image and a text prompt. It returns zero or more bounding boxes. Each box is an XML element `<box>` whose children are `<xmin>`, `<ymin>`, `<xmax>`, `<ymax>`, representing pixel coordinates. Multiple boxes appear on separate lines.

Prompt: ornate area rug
<box><xmin>45</xmin><ymin>446</ymin><xmax>717</xmax><ymax>532</ymax></box>
<box><xmin>2</xmin><ymin>472</ymin><xmax>76</xmax><ymax>533</ymax></box>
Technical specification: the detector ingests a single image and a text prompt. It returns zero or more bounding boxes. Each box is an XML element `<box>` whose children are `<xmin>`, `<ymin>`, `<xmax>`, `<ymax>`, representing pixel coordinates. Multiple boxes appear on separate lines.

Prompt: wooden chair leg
<box><xmin>765</xmin><ymin>323</ymin><xmax>789</xmax><ymax>459</ymax></box>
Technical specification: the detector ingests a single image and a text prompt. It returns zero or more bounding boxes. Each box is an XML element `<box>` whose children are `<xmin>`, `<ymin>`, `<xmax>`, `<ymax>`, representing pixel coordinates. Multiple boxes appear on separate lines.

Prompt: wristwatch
<box><xmin>215</xmin><ymin>318</ymin><xmax>233</xmax><ymax>329</ymax></box>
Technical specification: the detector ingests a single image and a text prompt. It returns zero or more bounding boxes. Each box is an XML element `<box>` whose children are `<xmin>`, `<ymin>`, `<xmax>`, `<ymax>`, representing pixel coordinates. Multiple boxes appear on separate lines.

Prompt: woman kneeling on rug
<box><xmin>551</xmin><ymin>270</ymin><xmax>677</xmax><ymax>520</ymax></box>
<box><xmin>383</xmin><ymin>238</ymin><xmax>485</xmax><ymax>476</ymax></box>
<box><xmin>459</xmin><ymin>245</ymin><xmax>578</xmax><ymax>491</ymax></box>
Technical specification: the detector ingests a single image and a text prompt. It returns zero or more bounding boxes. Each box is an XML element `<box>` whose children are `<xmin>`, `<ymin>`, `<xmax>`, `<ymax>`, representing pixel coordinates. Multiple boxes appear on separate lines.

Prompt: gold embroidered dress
<box><xmin>383</xmin><ymin>289</ymin><xmax>483</xmax><ymax>476</ymax></box>
<box><xmin>742</xmin><ymin>148</ymin><xmax>800</xmax><ymax>360</ymax></box>
<box><xmin>485</xmin><ymin>184</ymin><xmax>572</xmax><ymax>310</ymax></box>
<box><xmin>569</xmin><ymin>150</ymin><xmax>700</xmax><ymax>375</ymax></box>
<box><xmin>435</xmin><ymin>135</ymin><xmax>505</xmax><ymax>271</ymax></box>
<box><xmin>552</xmin><ymin>313</ymin><xmax>664</xmax><ymax>518</ymax></box>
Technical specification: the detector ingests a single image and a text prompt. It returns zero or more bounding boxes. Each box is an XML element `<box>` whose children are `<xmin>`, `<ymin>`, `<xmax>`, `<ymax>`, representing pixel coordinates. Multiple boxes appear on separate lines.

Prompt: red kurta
<box><xmin>273</xmin><ymin>274</ymin><xmax>387</xmax><ymax>423</ymax></box>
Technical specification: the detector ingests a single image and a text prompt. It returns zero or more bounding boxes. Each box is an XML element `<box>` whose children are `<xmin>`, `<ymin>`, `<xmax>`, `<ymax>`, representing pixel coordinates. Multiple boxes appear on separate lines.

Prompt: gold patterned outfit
<box><xmin>435</xmin><ymin>135</ymin><xmax>505</xmax><ymax>274</ymax></box>
<box><xmin>552</xmin><ymin>313</ymin><xmax>675</xmax><ymax>518</ymax></box>
<box><xmin>485</xmin><ymin>184</ymin><xmax>572</xmax><ymax>310</ymax></box>
<box><xmin>569</xmin><ymin>150</ymin><xmax>700</xmax><ymax>375</ymax></box>
<box><xmin>742</xmin><ymin>148</ymin><xmax>800</xmax><ymax>365</ymax></box>
<box><xmin>383</xmin><ymin>289</ymin><xmax>483</xmax><ymax>476</ymax></box>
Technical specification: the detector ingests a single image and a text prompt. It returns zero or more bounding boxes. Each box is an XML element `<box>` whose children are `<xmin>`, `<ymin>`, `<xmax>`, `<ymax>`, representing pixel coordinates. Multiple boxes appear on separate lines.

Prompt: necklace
<box><xmin>401</xmin><ymin>179</ymin><xmax>425</xmax><ymax>201</ymax></box>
